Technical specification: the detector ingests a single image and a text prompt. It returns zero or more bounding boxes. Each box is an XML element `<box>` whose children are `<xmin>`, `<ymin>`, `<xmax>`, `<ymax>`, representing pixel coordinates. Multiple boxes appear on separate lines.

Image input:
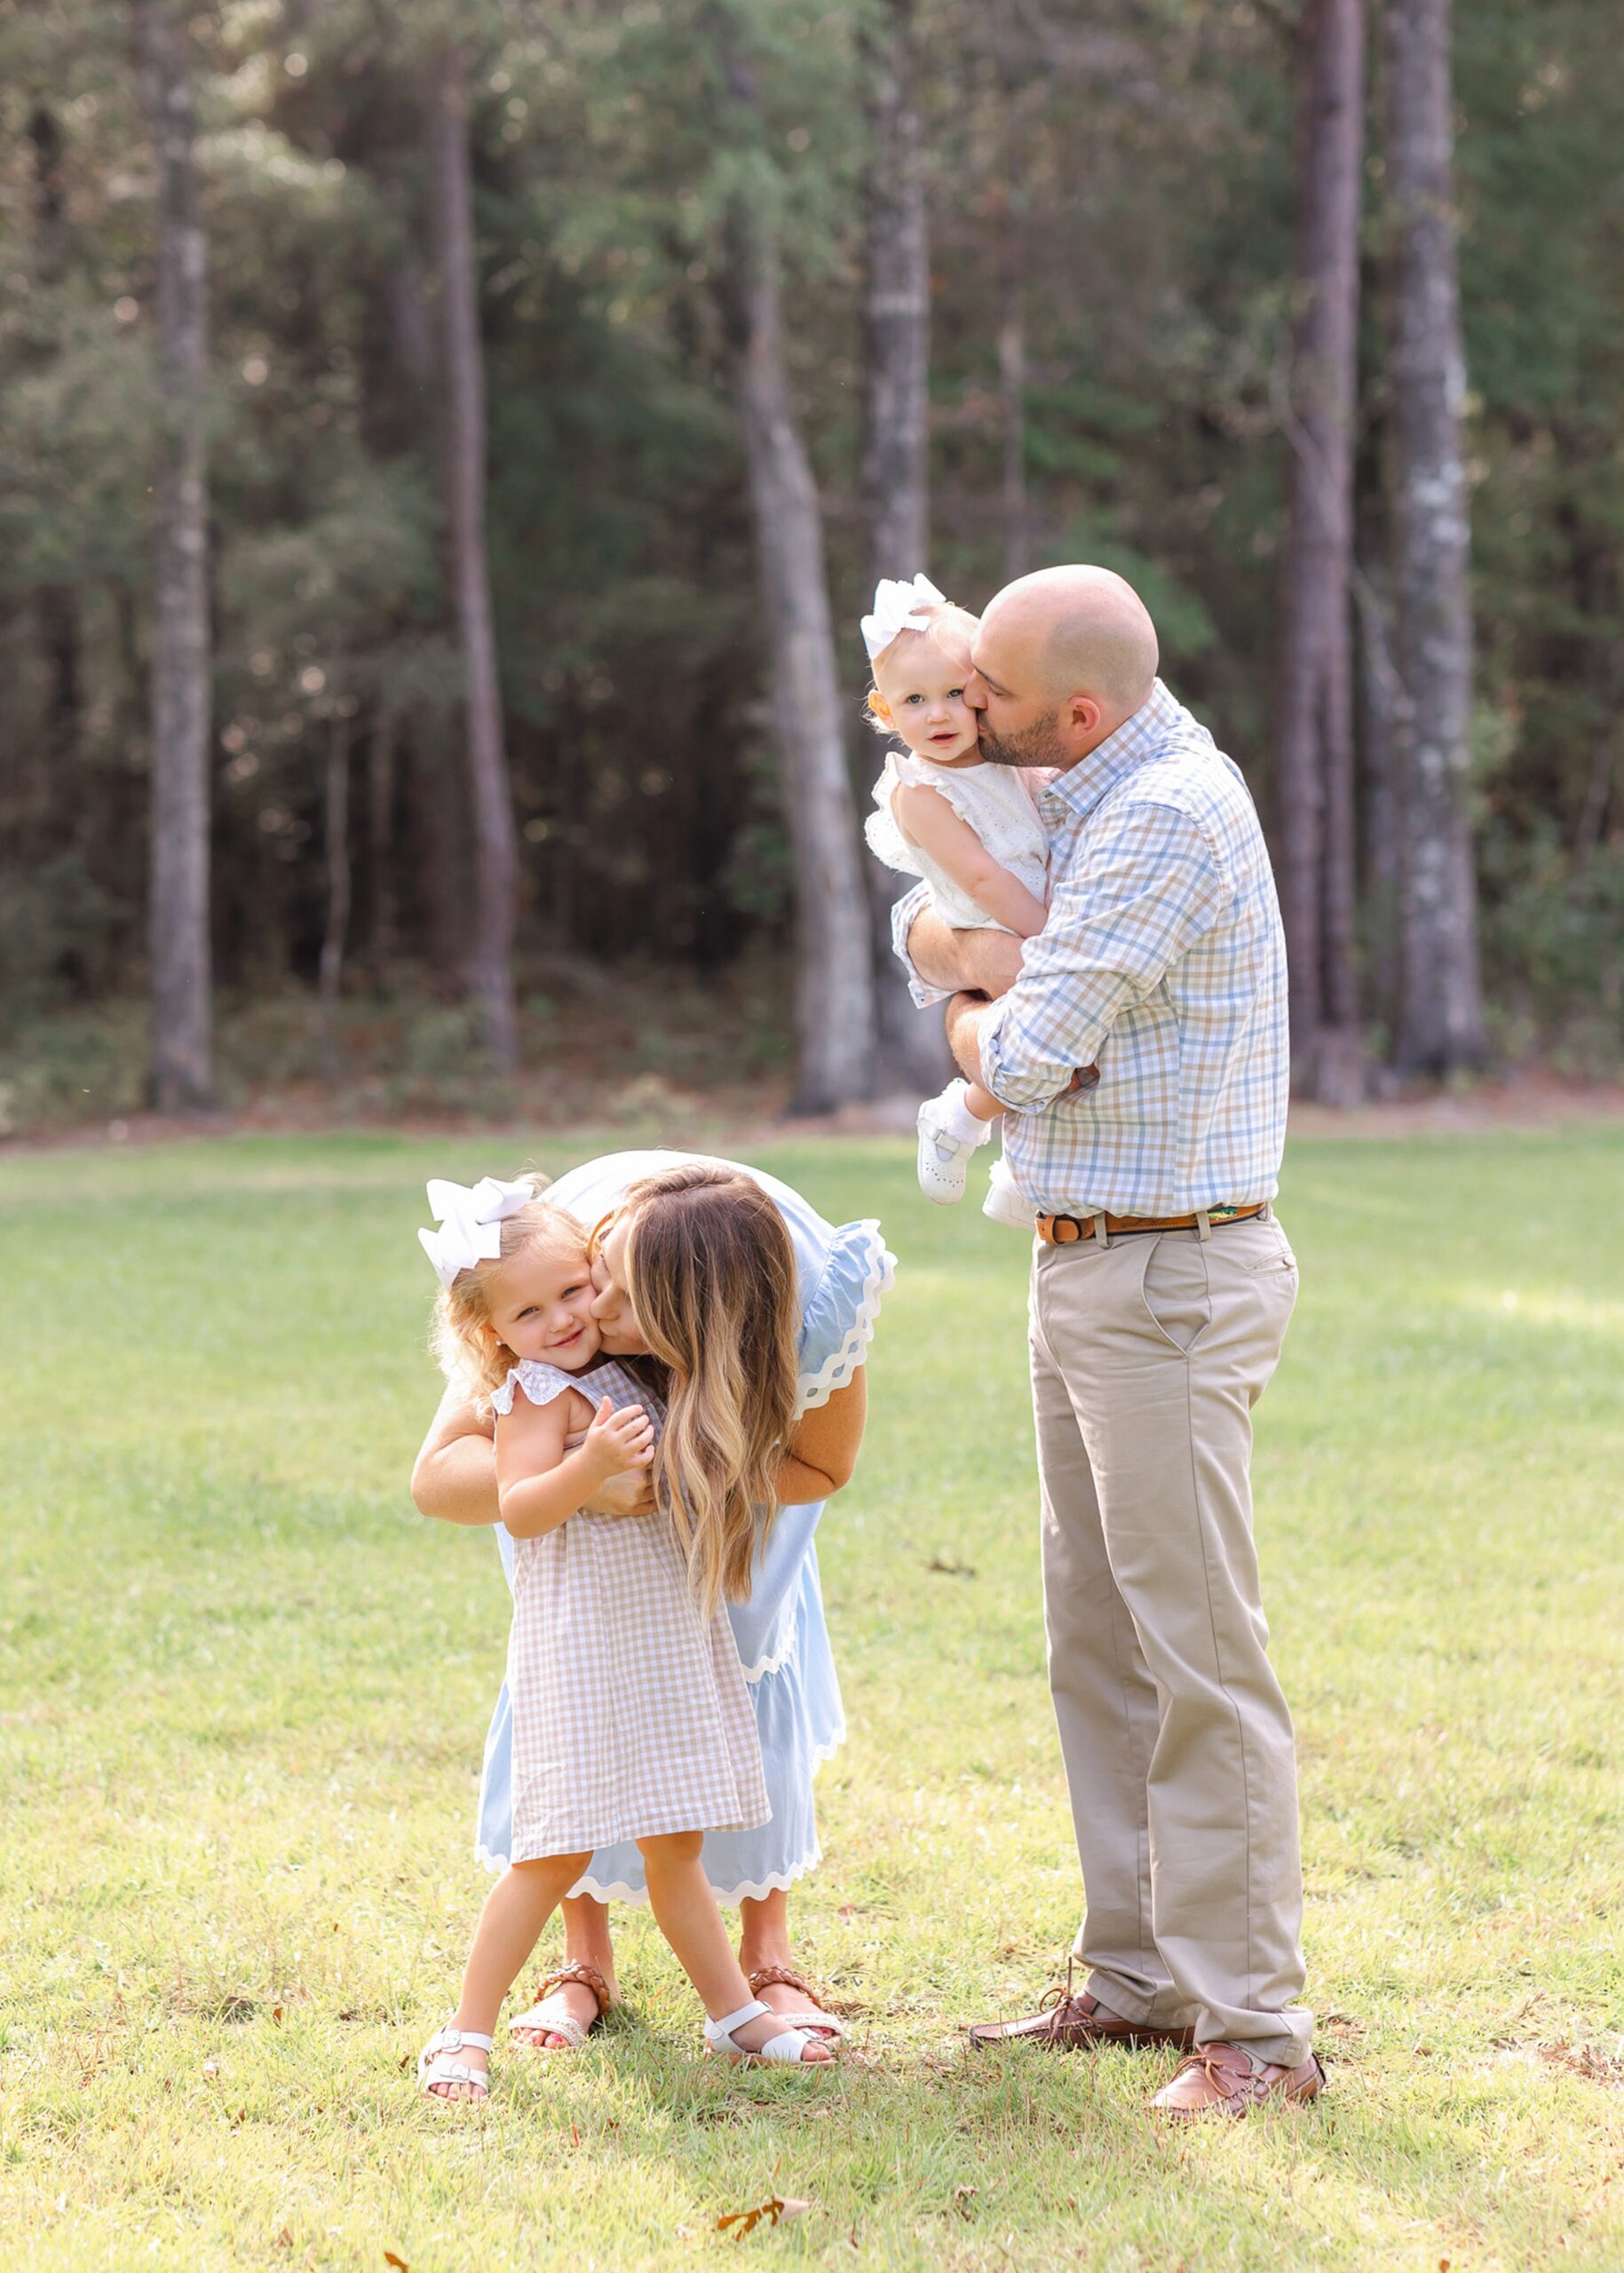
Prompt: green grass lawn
<box><xmin>3</xmin><ymin>1124</ymin><xmax>1622</xmax><ymax>2272</ymax></box>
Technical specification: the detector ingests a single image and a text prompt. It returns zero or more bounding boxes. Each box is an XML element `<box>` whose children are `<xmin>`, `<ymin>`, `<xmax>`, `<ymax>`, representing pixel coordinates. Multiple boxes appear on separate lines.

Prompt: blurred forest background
<box><xmin>3</xmin><ymin>0</ymin><xmax>1622</xmax><ymax>1135</ymax></box>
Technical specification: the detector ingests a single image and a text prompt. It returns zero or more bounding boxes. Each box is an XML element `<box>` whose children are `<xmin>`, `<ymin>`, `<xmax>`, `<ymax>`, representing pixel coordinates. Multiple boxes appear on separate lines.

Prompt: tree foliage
<box><xmin>2</xmin><ymin>0</ymin><xmax>1620</xmax><ymax>1081</ymax></box>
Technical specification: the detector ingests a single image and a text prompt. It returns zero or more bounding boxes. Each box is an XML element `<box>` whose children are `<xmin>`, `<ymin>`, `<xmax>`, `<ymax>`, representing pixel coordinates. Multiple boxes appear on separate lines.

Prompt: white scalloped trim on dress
<box><xmin>475</xmin><ymin>1723</ymin><xmax>848</xmax><ymax>1894</ymax></box>
<box><xmin>738</xmin><ymin>1623</ymin><xmax>797</xmax><ymax>1683</ymax></box>
<box><xmin>489</xmin><ymin>1360</ymin><xmax>578</xmax><ymax>1418</ymax></box>
<box><xmin>796</xmin><ymin>1223</ymin><xmax>898</xmax><ymax>1414</ymax></box>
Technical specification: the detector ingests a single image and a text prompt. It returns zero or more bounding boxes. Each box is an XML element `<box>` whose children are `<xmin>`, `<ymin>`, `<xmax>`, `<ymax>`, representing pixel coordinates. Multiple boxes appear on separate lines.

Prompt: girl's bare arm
<box><xmin>496</xmin><ymin>1390</ymin><xmax>654</xmax><ymax>1540</ymax></box>
<box><xmin>412</xmin><ymin>1379</ymin><xmax>654</xmax><ymax>1523</ymax></box>
<box><xmin>892</xmin><ymin>782</ymin><xmax>1049</xmax><ymax>938</ymax></box>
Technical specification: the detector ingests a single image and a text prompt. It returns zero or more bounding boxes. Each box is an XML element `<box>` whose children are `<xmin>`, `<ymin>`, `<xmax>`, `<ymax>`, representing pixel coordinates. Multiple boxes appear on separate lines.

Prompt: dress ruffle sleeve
<box><xmin>489</xmin><ymin>1359</ymin><xmax>582</xmax><ymax>1417</ymax></box>
<box><xmin>864</xmin><ymin>753</ymin><xmax>926</xmax><ymax>883</ymax></box>
<box><xmin>795</xmin><ymin>1219</ymin><xmax>898</xmax><ymax>1414</ymax></box>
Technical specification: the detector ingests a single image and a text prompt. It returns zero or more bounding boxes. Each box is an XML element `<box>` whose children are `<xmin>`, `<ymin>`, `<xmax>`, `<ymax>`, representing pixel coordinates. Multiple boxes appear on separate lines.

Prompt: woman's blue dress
<box><xmin>471</xmin><ymin>1149</ymin><xmax>894</xmax><ymax>1904</ymax></box>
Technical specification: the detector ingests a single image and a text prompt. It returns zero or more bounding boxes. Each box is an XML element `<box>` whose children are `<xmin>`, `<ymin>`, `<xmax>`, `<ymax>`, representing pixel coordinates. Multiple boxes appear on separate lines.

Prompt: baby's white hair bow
<box><xmin>861</xmin><ymin>572</ymin><xmax>948</xmax><ymax>661</ymax></box>
<box><xmin>418</xmin><ymin>1175</ymin><xmax>536</xmax><ymax>1289</ymax></box>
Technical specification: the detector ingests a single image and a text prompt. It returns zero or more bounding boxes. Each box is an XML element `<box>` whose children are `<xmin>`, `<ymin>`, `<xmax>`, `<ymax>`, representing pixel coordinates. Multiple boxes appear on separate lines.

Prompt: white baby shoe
<box><xmin>982</xmin><ymin>1155</ymin><xmax>1038</xmax><ymax>1230</ymax></box>
<box><xmin>916</xmin><ymin>1080</ymin><xmax>993</xmax><ymax>1204</ymax></box>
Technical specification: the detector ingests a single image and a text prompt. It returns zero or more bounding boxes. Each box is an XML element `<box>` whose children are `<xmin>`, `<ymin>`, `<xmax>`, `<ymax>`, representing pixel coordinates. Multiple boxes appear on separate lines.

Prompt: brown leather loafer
<box><xmin>970</xmin><ymin>1988</ymin><xmax>1196</xmax><ymax>2053</ymax></box>
<box><xmin>1149</xmin><ymin>2039</ymin><xmax>1327</xmax><ymax>2119</ymax></box>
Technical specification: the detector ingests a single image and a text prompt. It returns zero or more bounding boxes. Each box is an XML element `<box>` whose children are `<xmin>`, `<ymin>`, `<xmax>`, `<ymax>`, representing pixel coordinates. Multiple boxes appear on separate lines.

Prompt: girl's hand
<box><xmin>582</xmin><ymin>1396</ymin><xmax>655</xmax><ymax>1480</ymax></box>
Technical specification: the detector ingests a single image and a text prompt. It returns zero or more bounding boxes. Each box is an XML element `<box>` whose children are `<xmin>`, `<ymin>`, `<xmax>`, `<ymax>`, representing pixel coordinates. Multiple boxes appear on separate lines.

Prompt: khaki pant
<box><xmin>1029</xmin><ymin>1209</ymin><xmax>1311</xmax><ymax>2065</ymax></box>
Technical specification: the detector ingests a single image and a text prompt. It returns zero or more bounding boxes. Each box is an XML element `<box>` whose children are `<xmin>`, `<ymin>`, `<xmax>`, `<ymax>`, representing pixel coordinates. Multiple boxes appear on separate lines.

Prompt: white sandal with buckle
<box><xmin>417</xmin><ymin>2023</ymin><xmax>494</xmax><ymax>2101</ymax></box>
<box><xmin>703</xmin><ymin>1998</ymin><xmax>822</xmax><ymax>2065</ymax></box>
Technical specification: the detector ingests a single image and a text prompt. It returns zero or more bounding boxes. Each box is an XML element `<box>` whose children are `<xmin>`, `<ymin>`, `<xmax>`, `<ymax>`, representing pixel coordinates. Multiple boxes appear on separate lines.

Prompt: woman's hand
<box><xmin>579</xmin><ymin>1469</ymin><xmax>659</xmax><ymax>1518</ymax></box>
<box><xmin>565</xmin><ymin>1428</ymin><xmax>658</xmax><ymax>1517</ymax></box>
<box><xmin>581</xmin><ymin>1396</ymin><xmax>655</xmax><ymax>1484</ymax></box>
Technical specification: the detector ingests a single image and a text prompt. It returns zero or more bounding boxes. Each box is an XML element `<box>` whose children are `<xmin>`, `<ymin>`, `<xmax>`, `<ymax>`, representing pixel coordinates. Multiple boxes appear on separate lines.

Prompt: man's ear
<box><xmin>1066</xmin><ymin>693</ymin><xmax>1104</xmax><ymax>740</ymax></box>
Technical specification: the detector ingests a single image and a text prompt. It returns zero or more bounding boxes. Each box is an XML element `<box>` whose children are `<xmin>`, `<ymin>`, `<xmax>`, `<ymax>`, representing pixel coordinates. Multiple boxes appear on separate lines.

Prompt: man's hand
<box><xmin>906</xmin><ymin>905</ymin><xmax>1026</xmax><ymax>999</ymax></box>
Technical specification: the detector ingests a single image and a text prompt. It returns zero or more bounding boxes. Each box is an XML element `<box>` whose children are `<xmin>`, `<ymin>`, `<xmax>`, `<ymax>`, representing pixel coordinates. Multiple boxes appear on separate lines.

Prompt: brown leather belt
<box><xmin>1036</xmin><ymin>1202</ymin><xmax>1267</xmax><ymax>1247</ymax></box>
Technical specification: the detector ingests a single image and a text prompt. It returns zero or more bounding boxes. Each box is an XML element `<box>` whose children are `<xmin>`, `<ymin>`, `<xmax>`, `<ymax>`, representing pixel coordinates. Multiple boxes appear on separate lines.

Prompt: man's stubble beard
<box><xmin>977</xmin><ymin>709</ymin><xmax>1067</xmax><ymax>770</ymax></box>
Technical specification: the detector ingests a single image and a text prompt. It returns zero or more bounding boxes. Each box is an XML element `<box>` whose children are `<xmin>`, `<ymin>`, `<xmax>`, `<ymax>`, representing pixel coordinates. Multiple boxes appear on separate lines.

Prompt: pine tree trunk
<box><xmin>1276</xmin><ymin>0</ymin><xmax>1365</xmax><ymax>1103</ymax></box>
<box><xmin>1384</xmin><ymin>0</ymin><xmax>1487</xmax><ymax>1074</ymax></box>
<box><xmin>368</xmin><ymin>709</ymin><xmax>398</xmax><ymax>973</ymax></box>
<box><xmin>861</xmin><ymin>0</ymin><xmax>951</xmax><ymax>1093</ymax></box>
<box><xmin>136</xmin><ymin>0</ymin><xmax>212</xmax><ymax>1111</ymax></box>
<box><xmin>318</xmin><ymin>709</ymin><xmax>352</xmax><ymax>1084</ymax></box>
<box><xmin>996</xmin><ymin>129</ymin><xmax>1029</xmax><ymax>582</ymax></box>
<box><xmin>723</xmin><ymin>205</ymin><xmax>876</xmax><ymax>1113</ymax></box>
<box><xmin>426</xmin><ymin>47</ymin><xmax>520</xmax><ymax>1073</ymax></box>
<box><xmin>30</xmin><ymin>108</ymin><xmax>81</xmax><ymax>853</ymax></box>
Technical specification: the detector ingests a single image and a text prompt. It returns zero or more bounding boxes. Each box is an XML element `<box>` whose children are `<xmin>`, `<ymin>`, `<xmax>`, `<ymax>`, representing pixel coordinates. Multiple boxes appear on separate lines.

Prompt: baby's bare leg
<box><xmin>963</xmin><ymin>1080</ymin><xmax>1004</xmax><ymax>1122</ymax></box>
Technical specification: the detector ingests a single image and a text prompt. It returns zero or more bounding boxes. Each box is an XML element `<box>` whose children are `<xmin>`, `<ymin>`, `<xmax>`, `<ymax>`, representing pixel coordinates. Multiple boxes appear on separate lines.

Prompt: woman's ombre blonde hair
<box><xmin>618</xmin><ymin>1164</ymin><xmax>800</xmax><ymax>1618</ymax></box>
<box><xmin>429</xmin><ymin>1176</ymin><xmax>592</xmax><ymax>1413</ymax></box>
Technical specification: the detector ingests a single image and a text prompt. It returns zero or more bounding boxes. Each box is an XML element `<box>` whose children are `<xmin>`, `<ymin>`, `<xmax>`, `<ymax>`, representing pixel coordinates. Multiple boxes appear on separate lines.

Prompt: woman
<box><xmin>411</xmin><ymin>1150</ymin><xmax>893</xmax><ymax>2053</ymax></box>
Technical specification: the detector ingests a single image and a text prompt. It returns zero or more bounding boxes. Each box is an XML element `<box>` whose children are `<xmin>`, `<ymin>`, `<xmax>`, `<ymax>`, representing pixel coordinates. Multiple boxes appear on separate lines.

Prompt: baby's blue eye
<box><xmin>904</xmin><ymin>693</ymin><xmax>923</xmax><ymax>705</ymax></box>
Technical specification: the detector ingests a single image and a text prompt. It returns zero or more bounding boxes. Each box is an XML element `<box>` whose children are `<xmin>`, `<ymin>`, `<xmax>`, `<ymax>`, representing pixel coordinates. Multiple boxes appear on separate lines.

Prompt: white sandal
<box><xmin>417</xmin><ymin>2023</ymin><xmax>494</xmax><ymax>2101</ymax></box>
<box><xmin>703</xmin><ymin>1998</ymin><xmax>822</xmax><ymax>2065</ymax></box>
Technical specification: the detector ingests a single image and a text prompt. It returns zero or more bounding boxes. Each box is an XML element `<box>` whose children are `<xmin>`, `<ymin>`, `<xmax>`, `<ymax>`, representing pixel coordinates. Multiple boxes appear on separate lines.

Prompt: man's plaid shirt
<box><xmin>892</xmin><ymin>679</ymin><xmax>1289</xmax><ymax>1218</ymax></box>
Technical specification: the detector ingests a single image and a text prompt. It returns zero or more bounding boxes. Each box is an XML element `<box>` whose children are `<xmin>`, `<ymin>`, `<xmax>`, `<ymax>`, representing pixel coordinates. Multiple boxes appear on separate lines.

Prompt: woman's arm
<box><xmin>411</xmin><ymin>1382</ymin><xmax>499</xmax><ymax>1525</ymax></box>
<box><xmin>775</xmin><ymin>1371</ymin><xmax>867</xmax><ymax>1504</ymax></box>
<box><xmin>892</xmin><ymin>782</ymin><xmax>1049</xmax><ymax>939</ymax></box>
<box><xmin>496</xmin><ymin>1390</ymin><xmax>655</xmax><ymax>1540</ymax></box>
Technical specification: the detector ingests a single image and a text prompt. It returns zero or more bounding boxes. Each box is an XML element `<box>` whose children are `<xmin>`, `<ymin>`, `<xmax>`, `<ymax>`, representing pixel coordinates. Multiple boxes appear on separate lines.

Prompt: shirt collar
<box><xmin>1038</xmin><ymin>678</ymin><xmax>1182</xmax><ymax>827</ymax></box>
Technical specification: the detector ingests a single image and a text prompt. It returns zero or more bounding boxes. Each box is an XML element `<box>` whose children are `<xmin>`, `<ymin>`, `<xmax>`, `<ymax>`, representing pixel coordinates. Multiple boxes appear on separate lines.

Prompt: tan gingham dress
<box><xmin>491</xmin><ymin>1358</ymin><xmax>770</xmax><ymax>1862</ymax></box>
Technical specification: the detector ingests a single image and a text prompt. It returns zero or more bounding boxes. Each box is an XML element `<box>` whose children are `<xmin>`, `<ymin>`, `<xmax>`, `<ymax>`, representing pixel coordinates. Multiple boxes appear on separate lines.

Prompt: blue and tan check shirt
<box><xmin>891</xmin><ymin>680</ymin><xmax>1289</xmax><ymax>1217</ymax></box>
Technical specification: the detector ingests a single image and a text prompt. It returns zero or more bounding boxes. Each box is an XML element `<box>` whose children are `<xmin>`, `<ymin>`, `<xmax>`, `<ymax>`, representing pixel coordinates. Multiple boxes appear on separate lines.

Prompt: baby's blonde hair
<box><xmin>865</xmin><ymin>598</ymin><xmax>981</xmax><ymax>737</ymax></box>
<box><xmin>429</xmin><ymin>1175</ymin><xmax>591</xmax><ymax>1413</ymax></box>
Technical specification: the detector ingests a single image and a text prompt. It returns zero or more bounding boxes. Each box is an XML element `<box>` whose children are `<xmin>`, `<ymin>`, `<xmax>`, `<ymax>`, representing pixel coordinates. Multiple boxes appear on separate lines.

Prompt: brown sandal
<box><xmin>509</xmin><ymin>1960</ymin><xmax>614</xmax><ymax>2052</ymax></box>
<box><xmin>747</xmin><ymin>1963</ymin><xmax>844</xmax><ymax>2045</ymax></box>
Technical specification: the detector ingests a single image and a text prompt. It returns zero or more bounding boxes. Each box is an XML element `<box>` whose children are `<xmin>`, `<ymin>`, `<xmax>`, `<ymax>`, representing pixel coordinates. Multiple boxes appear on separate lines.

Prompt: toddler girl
<box><xmin>862</xmin><ymin>574</ymin><xmax>1048</xmax><ymax>1218</ymax></box>
<box><xmin>413</xmin><ymin>1175</ymin><xmax>831</xmax><ymax>2100</ymax></box>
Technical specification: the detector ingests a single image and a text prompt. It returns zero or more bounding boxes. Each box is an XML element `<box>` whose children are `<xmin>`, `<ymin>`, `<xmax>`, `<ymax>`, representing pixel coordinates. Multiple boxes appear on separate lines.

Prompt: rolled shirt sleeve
<box><xmin>980</xmin><ymin>802</ymin><xmax>1230</xmax><ymax>1111</ymax></box>
<box><xmin>888</xmin><ymin>881</ymin><xmax>947</xmax><ymax>1009</ymax></box>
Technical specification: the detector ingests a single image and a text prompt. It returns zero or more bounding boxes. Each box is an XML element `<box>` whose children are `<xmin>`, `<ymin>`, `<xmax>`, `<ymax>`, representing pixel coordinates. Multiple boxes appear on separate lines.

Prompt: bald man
<box><xmin>893</xmin><ymin>566</ymin><xmax>1320</xmax><ymax>2119</ymax></box>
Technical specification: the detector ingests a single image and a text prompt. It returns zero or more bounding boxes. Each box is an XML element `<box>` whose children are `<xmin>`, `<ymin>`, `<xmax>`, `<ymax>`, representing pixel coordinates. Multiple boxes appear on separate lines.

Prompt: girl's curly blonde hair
<box><xmin>429</xmin><ymin>1175</ymin><xmax>593</xmax><ymax>1414</ymax></box>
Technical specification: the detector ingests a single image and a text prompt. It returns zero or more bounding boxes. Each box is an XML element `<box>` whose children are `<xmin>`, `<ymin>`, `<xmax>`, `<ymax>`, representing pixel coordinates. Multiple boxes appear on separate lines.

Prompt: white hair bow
<box><xmin>418</xmin><ymin>1176</ymin><xmax>535</xmax><ymax>1290</ymax></box>
<box><xmin>860</xmin><ymin>572</ymin><xmax>947</xmax><ymax>661</ymax></box>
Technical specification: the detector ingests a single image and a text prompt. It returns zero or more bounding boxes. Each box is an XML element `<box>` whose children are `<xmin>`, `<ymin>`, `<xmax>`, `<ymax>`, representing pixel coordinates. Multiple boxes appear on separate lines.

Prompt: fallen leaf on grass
<box><xmin>384</xmin><ymin>2253</ymin><xmax>409</xmax><ymax>2270</ymax></box>
<box><xmin>716</xmin><ymin>2196</ymin><xmax>812</xmax><ymax>2239</ymax></box>
<box><xmin>1540</xmin><ymin>2039</ymin><xmax>1624</xmax><ymax>2084</ymax></box>
<box><xmin>926</xmin><ymin>1555</ymin><xmax>977</xmax><ymax>1578</ymax></box>
<box><xmin>953</xmin><ymin>2185</ymin><xmax>978</xmax><ymax>2221</ymax></box>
